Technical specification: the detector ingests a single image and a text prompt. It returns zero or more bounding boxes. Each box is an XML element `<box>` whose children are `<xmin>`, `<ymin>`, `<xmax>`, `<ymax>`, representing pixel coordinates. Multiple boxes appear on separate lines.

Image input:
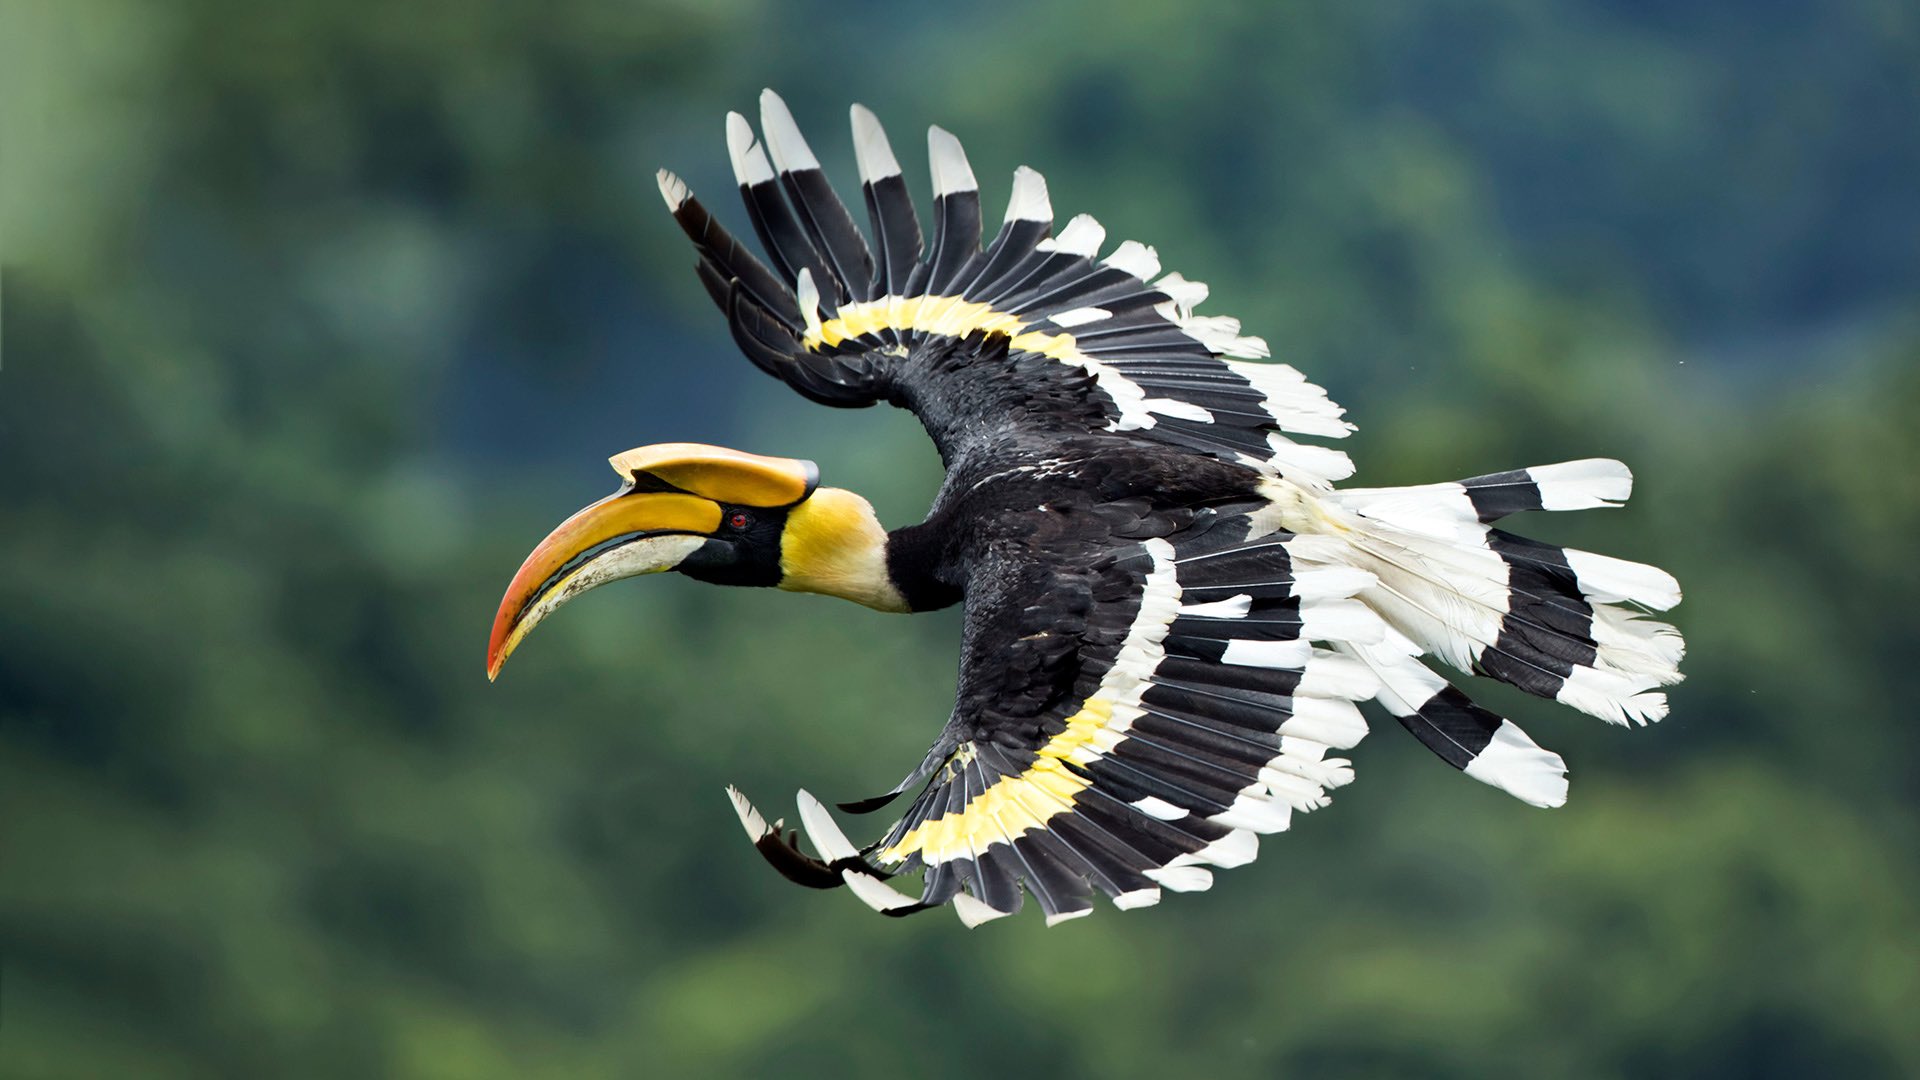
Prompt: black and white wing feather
<box><xmin>730</xmin><ymin>506</ymin><xmax>1389</xmax><ymax>925</ymax></box>
<box><xmin>660</xmin><ymin>90</ymin><xmax>1354</xmax><ymax>486</ymax></box>
<box><xmin>683</xmin><ymin>94</ymin><xmax>1688</xmax><ymax>925</ymax></box>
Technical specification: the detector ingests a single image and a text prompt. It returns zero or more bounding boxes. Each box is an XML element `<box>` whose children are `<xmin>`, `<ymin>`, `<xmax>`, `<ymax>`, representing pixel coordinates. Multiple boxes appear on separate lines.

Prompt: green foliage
<box><xmin>4</xmin><ymin>1</ymin><xmax>1917</xmax><ymax>1076</ymax></box>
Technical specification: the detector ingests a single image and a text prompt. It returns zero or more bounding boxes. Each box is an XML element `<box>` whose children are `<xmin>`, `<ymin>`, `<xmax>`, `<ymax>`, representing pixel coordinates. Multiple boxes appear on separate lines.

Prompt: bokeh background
<box><xmin>5</xmin><ymin>1</ymin><xmax>1918</xmax><ymax>1077</ymax></box>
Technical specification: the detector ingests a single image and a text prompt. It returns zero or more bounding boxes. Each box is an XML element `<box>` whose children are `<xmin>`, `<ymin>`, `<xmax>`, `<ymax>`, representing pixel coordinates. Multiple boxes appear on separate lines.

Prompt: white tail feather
<box><xmin>1270</xmin><ymin>468</ymin><xmax>1685</xmax><ymax>728</ymax></box>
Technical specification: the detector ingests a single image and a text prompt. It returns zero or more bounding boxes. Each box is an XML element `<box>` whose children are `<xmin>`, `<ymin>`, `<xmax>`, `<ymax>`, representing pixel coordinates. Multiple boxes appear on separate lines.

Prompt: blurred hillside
<box><xmin>3</xmin><ymin>1</ymin><xmax>1918</xmax><ymax>1077</ymax></box>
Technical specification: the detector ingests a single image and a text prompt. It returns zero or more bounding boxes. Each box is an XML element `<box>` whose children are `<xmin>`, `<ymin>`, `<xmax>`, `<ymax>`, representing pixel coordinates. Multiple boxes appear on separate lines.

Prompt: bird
<box><xmin>486</xmin><ymin>90</ymin><xmax>1686</xmax><ymax>927</ymax></box>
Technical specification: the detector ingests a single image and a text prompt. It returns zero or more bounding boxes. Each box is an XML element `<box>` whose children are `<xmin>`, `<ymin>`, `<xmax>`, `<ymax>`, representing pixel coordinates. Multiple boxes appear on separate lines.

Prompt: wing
<box><xmin>658</xmin><ymin>90</ymin><xmax>1356</xmax><ymax>487</ymax></box>
<box><xmin>728</xmin><ymin>503</ymin><xmax>1391</xmax><ymax>926</ymax></box>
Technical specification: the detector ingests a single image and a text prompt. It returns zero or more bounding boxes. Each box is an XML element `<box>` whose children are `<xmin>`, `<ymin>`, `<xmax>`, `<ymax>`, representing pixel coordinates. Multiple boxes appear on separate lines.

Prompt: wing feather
<box><xmin>660</xmin><ymin>95</ymin><xmax>1353</xmax><ymax>486</ymax></box>
<box><xmin>728</xmin><ymin>516</ymin><xmax>1388</xmax><ymax>923</ymax></box>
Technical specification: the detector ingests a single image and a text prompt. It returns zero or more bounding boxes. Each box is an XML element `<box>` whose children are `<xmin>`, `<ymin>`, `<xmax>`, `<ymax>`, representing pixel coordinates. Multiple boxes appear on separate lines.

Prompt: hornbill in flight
<box><xmin>487</xmin><ymin>91</ymin><xmax>1685</xmax><ymax>926</ymax></box>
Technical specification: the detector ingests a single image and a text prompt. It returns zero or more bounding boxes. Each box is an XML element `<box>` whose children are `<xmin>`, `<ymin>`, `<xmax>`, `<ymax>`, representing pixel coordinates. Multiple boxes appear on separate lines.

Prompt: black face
<box><xmin>674</xmin><ymin>503</ymin><xmax>791</xmax><ymax>587</ymax></box>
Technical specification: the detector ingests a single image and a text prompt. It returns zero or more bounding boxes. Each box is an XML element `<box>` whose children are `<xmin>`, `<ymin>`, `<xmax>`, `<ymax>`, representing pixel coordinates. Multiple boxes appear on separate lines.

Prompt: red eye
<box><xmin>728</xmin><ymin>511</ymin><xmax>751</xmax><ymax>530</ymax></box>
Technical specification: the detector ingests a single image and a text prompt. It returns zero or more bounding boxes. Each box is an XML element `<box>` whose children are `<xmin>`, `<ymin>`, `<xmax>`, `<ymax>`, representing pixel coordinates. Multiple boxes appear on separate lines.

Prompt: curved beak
<box><xmin>486</xmin><ymin>489</ymin><xmax>720</xmax><ymax>680</ymax></box>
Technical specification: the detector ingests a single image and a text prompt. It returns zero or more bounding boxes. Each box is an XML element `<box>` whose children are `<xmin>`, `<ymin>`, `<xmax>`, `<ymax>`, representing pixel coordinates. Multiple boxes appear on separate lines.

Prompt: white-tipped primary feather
<box><xmin>1005</xmin><ymin>165</ymin><xmax>1051</xmax><ymax>223</ymax></box>
<box><xmin>792</xmin><ymin>794</ymin><xmax>921</xmax><ymax>913</ymax></box>
<box><xmin>1154</xmin><ymin>271</ymin><xmax>1209</xmax><ymax>313</ymax></box>
<box><xmin>1102</xmin><ymin>240</ymin><xmax>1161</xmax><ymax>281</ymax></box>
<box><xmin>848</xmin><ymin>103</ymin><xmax>900</xmax><ymax>182</ymax></box>
<box><xmin>1263</xmin><ymin>749</ymin><xmax>1355</xmax><ymax>791</ymax></box>
<box><xmin>795</xmin><ymin>789</ymin><xmax>857</xmax><ymax>861</ymax></box>
<box><xmin>757</xmin><ymin>89</ymin><xmax>819</xmax><ymax>172</ymax></box>
<box><xmin>1131</xmin><ymin>795</ymin><xmax>1188</xmax><ymax>821</ymax></box>
<box><xmin>1175</xmin><ymin>314</ymin><xmax>1269</xmax><ymax>359</ymax></box>
<box><xmin>1169</xmin><ymin>829</ymin><xmax>1259</xmax><ymax>869</ymax></box>
<box><xmin>724</xmin><ymin>786</ymin><xmax>769</xmax><ymax>841</ymax></box>
<box><xmin>842</xmin><ymin>870</ymin><xmax>919</xmax><ymax>913</ymax></box>
<box><xmin>656</xmin><ymin>169</ymin><xmax>690</xmax><ymax>210</ymax></box>
<box><xmin>1225</xmin><ymin>361</ymin><xmax>1354</xmax><ymax>438</ymax></box>
<box><xmin>1038</xmin><ymin>213</ymin><xmax>1105</xmax><ymax>258</ymax></box>
<box><xmin>952</xmin><ymin>890</ymin><xmax>1011</xmax><ymax>928</ymax></box>
<box><xmin>926</xmin><ymin>126</ymin><xmax>977</xmax><ymax>197</ymax></box>
<box><xmin>1213</xmin><ymin>790</ymin><xmax>1294</xmax><ymax>833</ymax></box>
<box><xmin>1261</xmin><ymin>768</ymin><xmax>1336</xmax><ymax>812</ymax></box>
<box><xmin>724</xmin><ymin>112</ymin><xmax>775</xmax><ymax>186</ymax></box>
<box><xmin>1143</xmin><ymin>864</ymin><xmax>1214</xmax><ymax>892</ymax></box>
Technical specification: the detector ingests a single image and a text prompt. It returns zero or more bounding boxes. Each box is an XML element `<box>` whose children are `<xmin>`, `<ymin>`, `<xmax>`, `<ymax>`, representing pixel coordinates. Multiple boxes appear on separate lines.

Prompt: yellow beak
<box><xmin>486</xmin><ymin>489</ymin><xmax>721</xmax><ymax>680</ymax></box>
<box><xmin>486</xmin><ymin>442</ymin><xmax>819</xmax><ymax>680</ymax></box>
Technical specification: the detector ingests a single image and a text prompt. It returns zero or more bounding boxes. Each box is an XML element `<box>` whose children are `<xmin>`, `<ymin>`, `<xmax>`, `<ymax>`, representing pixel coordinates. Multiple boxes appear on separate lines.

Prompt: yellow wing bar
<box><xmin>880</xmin><ymin>698</ymin><xmax>1114</xmax><ymax>865</ymax></box>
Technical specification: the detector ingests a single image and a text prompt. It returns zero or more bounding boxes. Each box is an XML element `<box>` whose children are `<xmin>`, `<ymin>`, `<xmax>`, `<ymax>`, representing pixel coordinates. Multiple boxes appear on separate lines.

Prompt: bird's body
<box><xmin>489</xmin><ymin>92</ymin><xmax>1686</xmax><ymax>926</ymax></box>
<box><xmin>892</xmin><ymin>429</ymin><xmax>1260</xmax><ymax>596</ymax></box>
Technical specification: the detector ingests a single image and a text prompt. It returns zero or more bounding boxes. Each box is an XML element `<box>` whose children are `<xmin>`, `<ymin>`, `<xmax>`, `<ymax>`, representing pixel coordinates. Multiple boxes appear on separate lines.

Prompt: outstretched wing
<box><xmin>658</xmin><ymin>90</ymin><xmax>1355</xmax><ymax>487</ymax></box>
<box><xmin>729</xmin><ymin>504</ymin><xmax>1390</xmax><ymax>925</ymax></box>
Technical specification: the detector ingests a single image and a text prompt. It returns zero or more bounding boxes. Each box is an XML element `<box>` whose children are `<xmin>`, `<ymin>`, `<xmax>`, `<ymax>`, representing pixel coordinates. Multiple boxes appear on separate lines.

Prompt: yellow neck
<box><xmin>778</xmin><ymin>488</ymin><xmax>910</xmax><ymax>613</ymax></box>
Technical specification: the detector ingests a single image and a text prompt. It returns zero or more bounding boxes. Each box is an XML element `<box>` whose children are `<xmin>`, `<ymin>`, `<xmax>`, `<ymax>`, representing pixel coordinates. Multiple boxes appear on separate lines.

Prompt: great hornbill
<box><xmin>487</xmin><ymin>91</ymin><xmax>1685</xmax><ymax>926</ymax></box>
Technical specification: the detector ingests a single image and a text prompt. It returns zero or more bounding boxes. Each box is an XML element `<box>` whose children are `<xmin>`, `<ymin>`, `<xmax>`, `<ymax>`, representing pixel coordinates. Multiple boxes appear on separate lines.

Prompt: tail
<box><xmin>1267</xmin><ymin>459</ymin><xmax>1685</xmax><ymax>807</ymax></box>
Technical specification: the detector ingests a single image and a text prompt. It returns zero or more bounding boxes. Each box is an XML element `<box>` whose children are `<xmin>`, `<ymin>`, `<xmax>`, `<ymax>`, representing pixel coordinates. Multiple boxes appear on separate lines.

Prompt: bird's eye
<box><xmin>727</xmin><ymin>511</ymin><xmax>752</xmax><ymax>530</ymax></box>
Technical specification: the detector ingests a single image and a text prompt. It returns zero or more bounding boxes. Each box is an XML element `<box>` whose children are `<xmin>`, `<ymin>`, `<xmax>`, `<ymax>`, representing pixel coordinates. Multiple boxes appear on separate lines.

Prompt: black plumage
<box><xmin>652</xmin><ymin>92</ymin><xmax>1685</xmax><ymax>924</ymax></box>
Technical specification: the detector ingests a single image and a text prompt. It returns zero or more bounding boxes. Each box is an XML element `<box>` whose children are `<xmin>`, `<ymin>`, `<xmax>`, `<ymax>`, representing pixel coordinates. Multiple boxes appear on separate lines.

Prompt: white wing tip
<box><xmin>1143</xmin><ymin>865</ymin><xmax>1215</xmax><ymax>892</ymax></box>
<box><xmin>927</xmin><ymin>125</ymin><xmax>977</xmax><ymax>197</ymax></box>
<box><xmin>1154</xmin><ymin>271</ymin><xmax>1210</xmax><ymax>312</ymax></box>
<box><xmin>1005</xmin><ymin>165</ymin><xmax>1052</xmax><ymax>223</ymax></box>
<box><xmin>794</xmin><ymin>788</ymin><xmax>858</xmax><ymax>862</ymax></box>
<box><xmin>1184</xmin><ymin>828</ymin><xmax>1259</xmax><ymax>869</ymax></box>
<box><xmin>849</xmin><ymin>103</ymin><xmax>901</xmax><ymax>181</ymax></box>
<box><xmin>724</xmin><ymin>785</ymin><xmax>769</xmax><ymax>840</ymax></box>
<box><xmin>952</xmin><ymin>890</ymin><xmax>1011</xmax><ymax>927</ymax></box>
<box><xmin>843</xmin><ymin>870</ymin><xmax>919</xmax><ymax>913</ymax></box>
<box><xmin>758</xmin><ymin>88</ymin><xmax>819</xmax><ymax>171</ymax></box>
<box><xmin>724</xmin><ymin>112</ymin><xmax>775</xmax><ymax>186</ymax></box>
<box><xmin>656</xmin><ymin>169</ymin><xmax>690</xmax><ymax>211</ymax></box>
<box><xmin>1037</xmin><ymin>213</ymin><xmax>1105</xmax><ymax>258</ymax></box>
<box><xmin>1102</xmin><ymin>239</ymin><xmax>1161</xmax><ymax>281</ymax></box>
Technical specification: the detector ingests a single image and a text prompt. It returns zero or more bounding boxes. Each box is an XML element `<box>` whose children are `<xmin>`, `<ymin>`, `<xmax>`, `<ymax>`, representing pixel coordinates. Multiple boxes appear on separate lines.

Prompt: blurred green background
<box><xmin>4</xmin><ymin>1</ymin><xmax>1918</xmax><ymax>1077</ymax></box>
